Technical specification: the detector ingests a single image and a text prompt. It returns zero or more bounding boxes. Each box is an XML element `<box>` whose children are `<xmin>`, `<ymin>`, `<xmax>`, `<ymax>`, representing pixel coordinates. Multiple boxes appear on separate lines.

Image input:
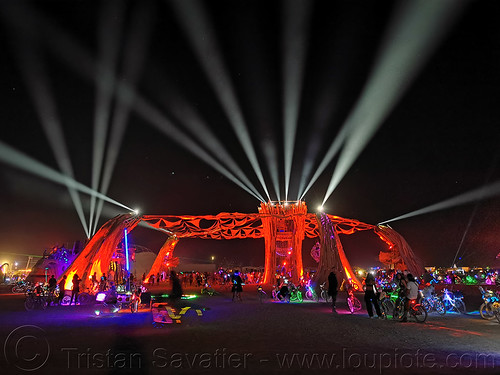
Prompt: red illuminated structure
<box><xmin>59</xmin><ymin>201</ymin><xmax>423</xmax><ymax>290</ymax></box>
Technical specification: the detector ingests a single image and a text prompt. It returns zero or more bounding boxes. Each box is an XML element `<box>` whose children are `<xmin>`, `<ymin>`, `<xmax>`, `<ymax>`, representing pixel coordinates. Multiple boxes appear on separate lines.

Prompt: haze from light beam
<box><xmin>379</xmin><ymin>180</ymin><xmax>500</xmax><ymax>225</ymax></box>
<box><xmin>321</xmin><ymin>0</ymin><xmax>467</xmax><ymax>206</ymax></box>
<box><xmin>0</xmin><ymin>140</ymin><xmax>135</xmax><ymax>212</ymax></box>
<box><xmin>170</xmin><ymin>0</ymin><xmax>271</xmax><ymax>201</ymax></box>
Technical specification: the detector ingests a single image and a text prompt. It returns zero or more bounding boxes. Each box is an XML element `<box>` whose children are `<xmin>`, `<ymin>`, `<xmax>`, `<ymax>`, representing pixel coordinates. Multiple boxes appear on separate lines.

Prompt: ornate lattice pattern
<box><xmin>141</xmin><ymin>213</ymin><xmax>263</xmax><ymax>239</ymax></box>
<box><xmin>304</xmin><ymin>214</ymin><xmax>376</xmax><ymax>238</ymax></box>
<box><xmin>57</xmin><ymin>207</ymin><xmax>422</xmax><ymax>290</ymax></box>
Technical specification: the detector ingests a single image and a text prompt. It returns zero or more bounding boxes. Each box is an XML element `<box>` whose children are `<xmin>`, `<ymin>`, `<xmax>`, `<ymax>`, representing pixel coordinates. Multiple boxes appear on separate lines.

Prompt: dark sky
<box><xmin>0</xmin><ymin>0</ymin><xmax>499</xmax><ymax>269</ymax></box>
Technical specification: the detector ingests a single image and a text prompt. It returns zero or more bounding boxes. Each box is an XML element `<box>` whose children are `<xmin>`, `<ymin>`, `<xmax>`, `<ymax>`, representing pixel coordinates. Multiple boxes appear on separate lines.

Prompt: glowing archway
<box><xmin>59</xmin><ymin>202</ymin><xmax>423</xmax><ymax>290</ymax></box>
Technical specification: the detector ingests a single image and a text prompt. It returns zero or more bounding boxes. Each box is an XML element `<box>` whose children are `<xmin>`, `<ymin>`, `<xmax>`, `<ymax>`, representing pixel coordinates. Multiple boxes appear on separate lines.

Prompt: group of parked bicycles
<box><xmin>378</xmin><ymin>285</ymin><xmax>469</xmax><ymax>323</ymax></box>
<box><xmin>256</xmin><ymin>281</ymin><xmax>363</xmax><ymax>313</ymax></box>
<box><xmin>22</xmin><ymin>284</ymin><xmax>60</xmax><ymax>311</ymax></box>
<box><xmin>271</xmin><ymin>283</ymin><xmax>304</xmax><ymax>303</ymax></box>
<box><xmin>255</xmin><ymin>283</ymin><xmax>304</xmax><ymax>303</ymax></box>
<box><xmin>378</xmin><ymin>289</ymin><xmax>427</xmax><ymax>322</ymax></box>
<box><xmin>12</xmin><ymin>278</ymin><xmax>145</xmax><ymax>313</ymax></box>
<box><xmin>10</xmin><ymin>280</ymin><xmax>61</xmax><ymax>310</ymax></box>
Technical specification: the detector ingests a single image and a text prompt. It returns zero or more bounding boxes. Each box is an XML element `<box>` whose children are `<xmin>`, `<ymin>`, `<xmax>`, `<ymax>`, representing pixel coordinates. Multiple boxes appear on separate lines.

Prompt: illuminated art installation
<box><xmin>58</xmin><ymin>202</ymin><xmax>423</xmax><ymax>290</ymax></box>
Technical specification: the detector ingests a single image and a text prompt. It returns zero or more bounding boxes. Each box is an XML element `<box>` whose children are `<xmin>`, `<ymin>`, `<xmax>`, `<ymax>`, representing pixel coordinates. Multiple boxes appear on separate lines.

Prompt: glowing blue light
<box><xmin>124</xmin><ymin>228</ymin><xmax>130</xmax><ymax>272</ymax></box>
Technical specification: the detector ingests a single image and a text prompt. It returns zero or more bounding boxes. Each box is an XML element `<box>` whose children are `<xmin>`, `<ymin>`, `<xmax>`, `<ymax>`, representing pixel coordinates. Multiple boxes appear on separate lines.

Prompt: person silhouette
<box><xmin>328</xmin><ymin>271</ymin><xmax>338</xmax><ymax>312</ymax></box>
<box><xmin>70</xmin><ymin>274</ymin><xmax>80</xmax><ymax>305</ymax></box>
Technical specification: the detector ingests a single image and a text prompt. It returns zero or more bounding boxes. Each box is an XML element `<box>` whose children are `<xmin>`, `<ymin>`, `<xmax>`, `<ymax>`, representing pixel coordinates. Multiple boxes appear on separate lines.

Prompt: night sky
<box><xmin>0</xmin><ymin>0</ymin><xmax>499</xmax><ymax>270</ymax></box>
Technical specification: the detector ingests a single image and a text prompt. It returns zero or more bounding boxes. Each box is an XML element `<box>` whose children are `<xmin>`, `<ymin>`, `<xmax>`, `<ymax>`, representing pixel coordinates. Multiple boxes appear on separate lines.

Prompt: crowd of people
<box><xmin>320</xmin><ymin>269</ymin><xmax>429</xmax><ymax>321</ymax></box>
<box><xmin>140</xmin><ymin>269</ymin><xmax>264</xmax><ymax>288</ymax></box>
<box><xmin>16</xmin><ymin>263</ymin><xmax>500</xmax><ymax>320</ymax></box>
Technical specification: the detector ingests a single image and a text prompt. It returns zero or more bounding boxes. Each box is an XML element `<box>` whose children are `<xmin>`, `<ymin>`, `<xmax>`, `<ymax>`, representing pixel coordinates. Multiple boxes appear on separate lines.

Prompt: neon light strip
<box><xmin>124</xmin><ymin>228</ymin><xmax>130</xmax><ymax>272</ymax></box>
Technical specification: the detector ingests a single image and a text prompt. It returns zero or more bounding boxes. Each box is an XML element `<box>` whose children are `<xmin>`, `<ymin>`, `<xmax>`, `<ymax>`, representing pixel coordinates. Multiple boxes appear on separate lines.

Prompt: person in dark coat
<box><xmin>70</xmin><ymin>274</ymin><xmax>80</xmax><ymax>306</ymax></box>
<box><xmin>364</xmin><ymin>273</ymin><xmax>382</xmax><ymax>318</ymax></box>
<box><xmin>231</xmin><ymin>270</ymin><xmax>243</xmax><ymax>302</ymax></box>
<box><xmin>169</xmin><ymin>271</ymin><xmax>183</xmax><ymax>301</ymax></box>
<box><xmin>328</xmin><ymin>271</ymin><xmax>338</xmax><ymax>312</ymax></box>
<box><xmin>48</xmin><ymin>275</ymin><xmax>57</xmax><ymax>291</ymax></box>
<box><xmin>58</xmin><ymin>275</ymin><xmax>67</xmax><ymax>305</ymax></box>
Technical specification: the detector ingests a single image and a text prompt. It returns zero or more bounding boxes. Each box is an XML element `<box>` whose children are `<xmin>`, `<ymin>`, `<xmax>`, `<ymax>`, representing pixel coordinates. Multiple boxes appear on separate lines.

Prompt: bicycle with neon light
<box><xmin>12</xmin><ymin>280</ymin><xmax>32</xmax><ymax>294</ymax></box>
<box><xmin>346</xmin><ymin>289</ymin><xmax>361</xmax><ymax>314</ymax></box>
<box><xmin>392</xmin><ymin>296</ymin><xmax>427</xmax><ymax>323</ymax></box>
<box><xmin>421</xmin><ymin>294</ymin><xmax>446</xmax><ymax>315</ymax></box>
<box><xmin>304</xmin><ymin>281</ymin><xmax>317</xmax><ymax>301</ymax></box>
<box><xmin>287</xmin><ymin>284</ymin><xmax>303</xmax><ymax>303</ymax></box>
<box><xmin>440</xmin><ymin>288</ymin><xmax>466</xmax><ymax>314</ymax></box>
<box><xmin>478</xmin><ymin>286</ymin><xmax>500</xmax><ymax>320</ymax></box>
<box><xmin>379</xmin><ymin>290</ymin><xmax>396</xmax><ymax>319</ymax></box>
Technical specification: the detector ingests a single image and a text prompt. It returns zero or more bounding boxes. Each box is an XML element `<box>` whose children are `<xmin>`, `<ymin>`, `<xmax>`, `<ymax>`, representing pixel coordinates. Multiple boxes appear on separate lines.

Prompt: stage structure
<box><xmin>58</xmin><ymin>201</ymin><xmax>423</xmax><ymax>291</ymax></box>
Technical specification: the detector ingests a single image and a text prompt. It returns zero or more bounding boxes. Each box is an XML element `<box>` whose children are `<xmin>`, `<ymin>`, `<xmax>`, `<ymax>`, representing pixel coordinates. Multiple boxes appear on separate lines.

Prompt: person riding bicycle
<box><xmin>402</xmin><ymin>273</ymin><xmax>419</xmax><ymax>322</ymax></box>
<box><xmin>394</xmin><ymin>272</ymin><xmax>407</xmax><ymax>296</ymax></box>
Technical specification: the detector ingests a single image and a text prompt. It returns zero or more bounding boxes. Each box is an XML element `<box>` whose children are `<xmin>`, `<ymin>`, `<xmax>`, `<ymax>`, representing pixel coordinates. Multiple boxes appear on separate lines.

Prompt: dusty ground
<box><xmin>1</xmin><ymin>284</ymin><xmax>499</xmax><ymax>375</ymax></box>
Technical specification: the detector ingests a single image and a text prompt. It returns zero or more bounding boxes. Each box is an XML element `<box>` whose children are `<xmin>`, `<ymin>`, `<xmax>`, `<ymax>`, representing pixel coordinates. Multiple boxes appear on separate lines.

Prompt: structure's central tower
<box><xmin>259</xmin><ymin>201</ymin><xmax>308</xmax><ymax>284</ymax></box>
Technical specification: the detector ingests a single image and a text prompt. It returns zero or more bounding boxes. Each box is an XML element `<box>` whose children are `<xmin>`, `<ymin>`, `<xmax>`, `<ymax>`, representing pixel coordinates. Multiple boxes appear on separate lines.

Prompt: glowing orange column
<box><xmin>60</xmin><ymin>214</ymin><xmax>141</xmax><ymax>290</ymax></box>
<box><xmin>260</xmin><ymin>201</ymin><xmax>307</xmax><ymax>284</ymax></box>
<box><xmin>145</xmin><ymin>236</ymin><xmax>179</xmax><ymax>283</ymax></box>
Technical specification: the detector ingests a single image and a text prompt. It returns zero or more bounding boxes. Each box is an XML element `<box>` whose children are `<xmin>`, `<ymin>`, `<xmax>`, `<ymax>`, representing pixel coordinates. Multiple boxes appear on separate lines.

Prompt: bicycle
<box><xmin>346</xmin><ymin>287</ymin><xmax>362</xmax><ymax>314</ymax></box>
<box><xmin>393</xmin><ymin>296</ymin><xmax>427</xmax><ymax>323</ymax></box>
<box><xmin>440</xmin><ymin>288</ymin><xmax>466</xmax><ymax>314</ymax></box>
<box><xmin>303</xmin><ymin>281</ymin><xmax>317</xmax><ymax>301</ymax></box>
<box><xmin>45</xmin><ymin>286</ymin><xmax>60</xmax><ymax>307</ymax></box>
<box><xmin>12</xmin><ymin>281</ymin><xmax>31</xmax><ymax>294</ymax></box>
<box><xmin>287</xmin><ymin>284</ymin><xmax>303</xmax><ymax>303</ymax></box>
<box><xmin>271</xmin><ymin>285</ymin><xmax>281</xmax><ymax>301</ymax></box>
<box><xmin>421</xmin><ymin>293</ymin><xmax>446</xmax><ymax>315</ymax></box>
<box><xmin>319</xmin><ymin>282</ymin><xmax>331</xmax><ymax>302</ymax></box>
<box><xmin>257</xmin><ymin>285</ymin><xmax>267</xmax><ymax>303</ymax></box>
<box><xmin>74</xmin><ymin>285</ymin><xmax>95</xmax><ymax>305</ymax></box>
<box><xmin>24</xmin><ymin>287</ymin><xmax>48</xmax><ymax>311</ymax></box>
<box><xmin>201</xmin><ymin>283</ymin><xmax>218</xmax><ymax>296</ymax></box>
<box><xmin>491</xmin><ymin>301</ymin><xmax>500</xmax><ymax>324</ymax></box>
<box><xmin>478</xmin><ymin>286</ymin><xmax>500</xmax><ymax>320</ymax></box>
<box><xmin>379</xmin><ymin>289</ymin><xmax>397</xmax><ymax>318</ymax></box>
